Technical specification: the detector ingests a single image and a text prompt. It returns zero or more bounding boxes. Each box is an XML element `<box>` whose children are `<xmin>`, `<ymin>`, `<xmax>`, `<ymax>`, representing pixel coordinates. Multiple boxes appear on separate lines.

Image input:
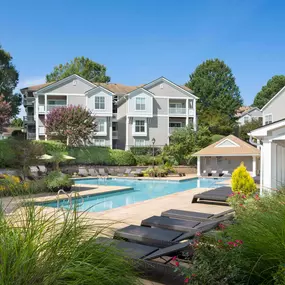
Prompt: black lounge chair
<box><xmin>114</xmin><ymin>217</ymin><xmax>223</xmax><ymax>248</ymax></box>
<box><xmin>141</xmin><ymin>215</ymin><xmax>230</xmax><ymax>233</ymax></box>
<box><xmin>96</xmin><ymin>237</ymin><xmax>189</xmax><ymax>284</ymax></box>
<box><xmin>192</xmin><ymin>186</ymin><xmax>233</xmax><ymax>204</ymax></box>
<box><xmin>38</xmin><ymin>165</ymin><xmax>48</xmax><ymax>175</ymax></box>
<box><xmin>161</xmin><ymin>208</ymin><xmax>234</xmax><ymax>222</ymax></box>
<box><xmin>211</xmin><ymin>171</ymin><xmax>219</xmax><ymax>178</ymax></box>
<box><xmin>78</xmin><ymin>167</ymin><xmax>88</xmax><ymax>177</ymax></box>
<box><xmin>28</xmin><ymin>166</ymin><xmax>40</xmax><ymax>179</ymax></box>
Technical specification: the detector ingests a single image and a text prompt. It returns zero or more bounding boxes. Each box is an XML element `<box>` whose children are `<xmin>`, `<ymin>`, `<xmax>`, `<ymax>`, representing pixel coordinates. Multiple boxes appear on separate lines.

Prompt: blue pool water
<box><xmin>41</xmin><ymin>178</ymin><xmax>225</xmax><ymax>212</ymax></box>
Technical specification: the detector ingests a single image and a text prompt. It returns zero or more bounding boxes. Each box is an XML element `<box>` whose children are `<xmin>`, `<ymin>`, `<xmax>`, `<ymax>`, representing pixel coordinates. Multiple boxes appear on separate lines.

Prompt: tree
<box><xmin>0</xmin><ymin>95</ymin><xmax>11</xmax><ymax>134</ymax></box>
<box><xmin>163</xmin><ymin>126</ymin><xmax>212</xmax><ymax>165</ymax></box>
<box><xmin>238</xmin><ymin>118</ymin><xmax>262</xmax><ymax>142</ymax></box>
<box><xmin>186</xmin><ymin>59</ymin><xmax>243</xmax><ymax>133</ymax></box>
<box><xmin>253</xmin><ymin>75</ymin><xmax>285</xmax><ymax>109</ymax></box>
<box><xmin>0</xmin><ymin>45</ymin><xmax>22</xmax><ymax>116</ymax></box>
<box><xmin>46</xmin><ymin>56</ymin><xmax>111</xmax><ymax>83</ymax></box>
<box><xmin>45</xmin><ymin>105</ymin><xmax>97</xmax><ymax>146</ymax></box>
<box><xmin>10</xmin><ymin>117</ymin><xmax>23</xmax><ymax>127</ymax></box>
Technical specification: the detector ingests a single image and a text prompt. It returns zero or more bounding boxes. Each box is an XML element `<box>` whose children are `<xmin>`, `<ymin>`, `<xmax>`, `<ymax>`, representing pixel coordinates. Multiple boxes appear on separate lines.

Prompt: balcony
<box><xmin>169</xmin><ymin>127</ymin><xmax>183</xmax><ymax>134</ymax></box>
<box><xmin>112</xmin><ymin>113</ymin><xmax>118</xmax><ymax>121</ymax></box>
<box><xmin>39</xmin><ymin>104</ymin><xmax>67</xmax><ymax>113</ymax></box>
<box><xmin>23</xmin><ymin>115</ymin><xmax>35</xmax><ymax>124</ymax></box>
<box><xmin>26</xmin><ymin>132</ymin><xmax>36</xmax><ymax>140</ymax></box>
<box><xmin>169</xmin><ymin>107</ymin><xmax>194</xmax><ymax>116</ymax></box>
<box><xmin>112</xmin><ymin>130</ymin><xmax>118</xmax><ymax>139</ymax></box>
<box><xmin>23</xmin><ymin>97</ymin><xmax>35</xmax><ymax>107</ymax></box>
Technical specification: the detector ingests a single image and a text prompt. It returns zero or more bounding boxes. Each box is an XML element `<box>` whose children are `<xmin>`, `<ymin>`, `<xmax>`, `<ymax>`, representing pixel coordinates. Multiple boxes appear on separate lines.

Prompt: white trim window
<box><xmin>264</xmin><ymin>114</ymin><xmax>273</xmax><ymax>125</ymax></box>
<box><xmin>132</xmin><ymin>119</ymin><xmax>147</xmax><ymax>136</ymax></box>
<box><xmin>135</xmin><ymin>139</ymin><xmax>145</xmax><ymax>146</ymax></box>
<box><xmin>169</xmin><ymin>122</ymin><xmax>182</xmax><ymax>128</ymax></box>
<box><xmin>96</xmin><ymin>118</ymin><xmax>107</xmax><ymax>136</ymax></box>
<box><xmin>94</xmin><ymin>139</ymin><xmax>105</xmax><ymax>146</ymax></box>
<box><xmin>95</xmin><ymin>96</ymin><xmax>105</xmax><ymax>110</ymax></box>
<box><xmin>135</xmin><ymin>97</ymin><xmax>146</xmax><ymax>110</ymax></box>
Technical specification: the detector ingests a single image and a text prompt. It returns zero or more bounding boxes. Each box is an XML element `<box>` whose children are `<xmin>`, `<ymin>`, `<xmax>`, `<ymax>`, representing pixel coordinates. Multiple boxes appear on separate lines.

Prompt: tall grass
<box><xmin>227</xmin><ymin>190</ymin><xmax>285</xmax><ymax>284</ymax></box>
<box><xmin>0</xmin><ymin>203</ymin><xmax>140</xmax><ymax>285</ymax></box>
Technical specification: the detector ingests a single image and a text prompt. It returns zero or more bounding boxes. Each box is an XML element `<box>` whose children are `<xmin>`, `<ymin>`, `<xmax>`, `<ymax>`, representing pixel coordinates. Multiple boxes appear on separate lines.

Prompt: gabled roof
<box><xmin>20</xmin><ymin>82</ymin><xmax>53</xmax><ymax>93</ymax></box>
<box><xmin>192</xmin><ymin>135</ymin><xmax>260</xmax><ymax>157</ymax></box>
<box><xmin>85</xmin><ymin>85</ymin><xmax>115</xmax><ymax>95</ymax></box>
<box><xmin>261</xmin><ymin>85</ymin><xmax>285</xmax><ymax>111</ymax></box>
<box><xmin>127</xmin><ymin>87</ymin><xmax>154</xmax><ymax>97</ymax></box>
<box><xmin>141</xmin><ymin>76</ymin><xmax>198</xmax><ymax>99</ymax></box>
<box><xmin>236</xmin><ymin>107</ymin><xmax>261</xmax><ymax>118</ymax></box>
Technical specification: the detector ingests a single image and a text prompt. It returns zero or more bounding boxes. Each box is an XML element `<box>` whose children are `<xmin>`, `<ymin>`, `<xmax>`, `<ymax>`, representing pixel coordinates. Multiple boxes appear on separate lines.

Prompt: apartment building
<box><xmin>21</xmin><ymin>74</ymin><xmax>197</xmax><ymax>149</ymax></box>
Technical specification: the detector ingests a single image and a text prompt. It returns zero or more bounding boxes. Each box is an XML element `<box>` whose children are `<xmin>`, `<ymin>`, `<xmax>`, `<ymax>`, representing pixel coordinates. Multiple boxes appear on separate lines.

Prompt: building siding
<box><xmin>147</xmin><ymin>81</ymin><xmax>189</xmax><ymax>98</ymax></box>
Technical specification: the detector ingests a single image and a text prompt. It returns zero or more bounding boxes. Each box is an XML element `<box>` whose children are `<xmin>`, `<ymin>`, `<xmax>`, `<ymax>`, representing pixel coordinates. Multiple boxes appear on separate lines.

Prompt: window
<box><xmin>136</xmin><ymin>97</ymin><xmax>146</xmax><ymax>110</ymax></box>
<box><xmin>95</xmin><ymin>96</ymin><xmax>105</xmax><ymax>109</ymax></box>
<box><xmin>135</xmin><ymin>120</ymin><xmax>145</xmax><ymax>133</ymax></box>
<box><xmin>94</xmin><ymin>139</ymin><xmax>105</xmax><ymax>146</ymax></box>
<box><xmin>135</xmin><ymin>139</ymin><xmax>145</xmax><ymax>146</ymax></box>
<box><xmin>48</xmin><ymin>100</ymin><xmax>66</xmax><ymax>106</ymax></box>
<box><xmin>264</xmin><ymin>114</ymin><xmax>272</xmax><ymax>125</ymax></box>
<box><xmin>170</xmin><ymin>103</ymin><xmax>182</xmax><ymax>109</ymax></box>
<box><xmin>244</xmin><ymin>116</ymin><xmax>249</xmax><ymax>123</ymax></box>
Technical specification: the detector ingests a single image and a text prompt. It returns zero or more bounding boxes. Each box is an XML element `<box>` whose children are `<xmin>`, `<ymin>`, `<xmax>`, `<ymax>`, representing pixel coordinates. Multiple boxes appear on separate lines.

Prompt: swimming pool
<box><xmin>41</xmin><ymin>177</ymin><xmax>225</xmax><ymax>212</ymax></box>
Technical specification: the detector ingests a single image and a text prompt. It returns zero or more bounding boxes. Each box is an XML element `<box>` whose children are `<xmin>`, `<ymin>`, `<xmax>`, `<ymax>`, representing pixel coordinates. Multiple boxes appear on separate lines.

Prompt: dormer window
<box><xmin>136</xmin><ymin>97</ymin><xmax>146</xmax><ymax>110</ymax></box>
<box><xmin>95</xmin><ymin>97</ymin><xmax>105</xmax><ymax>109</ymax></box>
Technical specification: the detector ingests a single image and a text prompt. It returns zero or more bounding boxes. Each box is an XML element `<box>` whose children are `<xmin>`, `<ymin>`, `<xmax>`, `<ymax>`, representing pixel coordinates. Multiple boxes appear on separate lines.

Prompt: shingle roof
<box><xmin>21</xmin><ymin>81</ymin><xmax>192</xmax><ymax>95</ymax></box>
<box><xmin>235</xmin><ymin>106</ymin><xmax>255</xmax><ymax>117</ymax></box>
<box><xmin>192</xmin><ymin>135</ymin><xmax>260</xmax><ymax>156</ymax></box>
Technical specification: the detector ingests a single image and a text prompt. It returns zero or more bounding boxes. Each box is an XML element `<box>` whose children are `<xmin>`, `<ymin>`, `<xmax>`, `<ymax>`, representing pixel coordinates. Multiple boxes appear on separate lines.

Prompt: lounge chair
<box><xmin>201</xmin><ymin>170</ymin><xmax>208</xmax><ymax>177</ymax></box>
<box><xmin>28</xmin><ymin>166</ymin><xmax>40</xmax><ymax>179</ymax></box>
<box><xmin>211</xmin><ymin>171</ymin><xmax>219</xmax><ymax>178</ymax></box>
<box><xmin>218</xmin><ymin>169</ymin><xmax>224</xmax><ymax>177</ymax></box>
<box><xmin>96</xmin><ymin>237</ymin><xmax>188</xmax><ymax>284</ymax></box>
<box><xmin>192</xmin><ymin>186</ymin><xmax>233</xmax><ymax>204</ymax></box>
<box><xmin>98</xmin><ymin>168</ymin><xmax>108</xmax><ymax>176</ymax></box>
<box><xmin>78</xmin><ymin>167</ymin><xmax>88</xmax><ymax>177</ymax></box>
<box><xmin>108</xmin><ymin>168</ymin><xmax>117</xmax><ymax>176</ymax></box>
<box><xmin>222</xmin><ymin>170</ymin><xmax>232</xmax><ymax>178</ymax></box>
<box><xmin>140</xmin><ymin>215</ymin><xmax>230</xmax><ymax>233</ymax></box>
<box><xmin>133</xmin><ymin>168</ymin><xmax>143</xmax><ymax>177</ymax></box>
<box><xmin>161</xmin><ymin>208</ymin><xmax>234</xmax><ymax>222</ymax></box>
<box><xmin>117</xmin><ymin>168</ymin><xmax>132</xmax><ymax>177</ymax></box>
<box><xmin>114</xmin><ymin>217</ymin><xmax>223</xmax><ymax>248</ymax></box>
<box><xmin>38</xmin><ymin>165</ymin><xmax>47</xmax><ymax>175</ymax></box>
<box><xmin>88</xmin><ymin>168</ymin><xmax>98</xmax><ymax>177</ymax></box>
<box><xmin>206</xmin><ymin>168</ymin><xmax>212</xmax><ymax>176</ymax></box>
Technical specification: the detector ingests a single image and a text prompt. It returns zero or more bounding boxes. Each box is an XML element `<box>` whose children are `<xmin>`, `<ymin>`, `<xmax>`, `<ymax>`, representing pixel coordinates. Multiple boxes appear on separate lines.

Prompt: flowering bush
<box><xmin>231</xmin><ymin>162</ymin><xmax>256</xmax><ymax>195</ymax></box>
<box><xmin>0</xmin><ymin>174</ymin><xmax>29</xmax><ymax>196</ymax></box>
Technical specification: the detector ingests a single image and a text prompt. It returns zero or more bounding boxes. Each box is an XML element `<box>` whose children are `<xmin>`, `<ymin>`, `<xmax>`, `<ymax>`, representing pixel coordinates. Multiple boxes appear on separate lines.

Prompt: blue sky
<box><xmin>1</xmin><ymin>0</ymin><xmax>285</xmax><ymax>116</ymax></box>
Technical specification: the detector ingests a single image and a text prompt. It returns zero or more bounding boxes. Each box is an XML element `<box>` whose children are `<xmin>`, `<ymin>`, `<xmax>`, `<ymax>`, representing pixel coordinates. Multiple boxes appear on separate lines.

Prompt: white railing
<box><xmin>38</xmin><ymin>104</ymin><xmax>67</xmax><ymax>112</ymax></box>
<box><xmin>169</xmin><ymin>127</ymin><xmax>183</xmax><ymax>134</ymax></box>
<box><xmin>169</xmin><ymin>107</ymin><xmax>186</xmax><ymax>115</ymax></box>
<box><xmin>27</xmin><ymin>132</ymin><xmax>36</xmax><ymax>140</ymax></box>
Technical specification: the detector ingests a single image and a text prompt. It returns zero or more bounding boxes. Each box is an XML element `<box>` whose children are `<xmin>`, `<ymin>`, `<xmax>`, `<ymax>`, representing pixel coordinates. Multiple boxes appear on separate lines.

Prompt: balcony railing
<box><xmin>169</xmin><ymin>107</ymin><xmax>194</xmax><ymax>116</ymax></box>
<box><xmin>27</xmin><ymin>132</ymin><xmax>36</xmax><ymax>140</ymax></box>
<box><xmin>112</xmin><ymin>131</ymin><xmax>118</xmax><ymax>138</ymax></box>
<box><xmin>23</xmin><ymin>115</ymin><xmax>35</xmax><ymax>124</ymax></box>
<box><xmin>23</xmin><ymin>97</ymin><xmax>35</xmax><ymax>106</ymax></box>
<box><xmin>169</xmin><ymin>127</ymin><xmax>183</xmax><ymax>134</ymax></box>
<box><xmin>39</xmin><ymin>104</ymin><xmax>67</xmax><ymax>112</ymax></box>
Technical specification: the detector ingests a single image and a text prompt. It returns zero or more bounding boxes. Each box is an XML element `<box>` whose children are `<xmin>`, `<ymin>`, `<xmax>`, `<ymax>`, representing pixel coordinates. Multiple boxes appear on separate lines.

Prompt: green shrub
<box><xmin>143</xmin><ymin>166</ymin><xmax>168</xmax><ymax>177</ymax></box>
<box><xmin>110</xmin><ymin>150</ymin><xmax>136</xmax><ymax>166</ymax></box>
<box><xmin>231</xmin><ymin>162</ymin><xmax>256</xmax><ymax>195</ymax></box>
<box><xmin>45</xmin><ymin>171</ymin><xmax>74</xmax><ymax>192</ymax></box>
<box><xmin>0</xmin><ymin>140</ymin><xmax>15</xmax><ymax>168</ymax></box>
<box><xmin>130</xmin><ymin>146</ymin><xmax>161</xmax><ymax>156</ymax></box>
<box><xmin>33</xmin><ymin>140</ymin><xmax>67</xmax><ymax>154</ymax></box>
<box><xmin>135</xmin><ymin>155</ymin><xmax>163</xmax><ymax>166</ymax></box>
<box><xmin>0</xmin><ymin>204</ymin><xmax>139</xmax><ymax>285</ymax></box>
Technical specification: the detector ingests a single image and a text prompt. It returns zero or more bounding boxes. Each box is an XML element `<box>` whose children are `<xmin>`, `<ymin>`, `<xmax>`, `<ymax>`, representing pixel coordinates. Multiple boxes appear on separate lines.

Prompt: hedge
<box><xmin>33</xmin><ymin>140</ymin><xmax>67</xmax><ymax>153</ymax></box>
<box><xmin>135</xmin><ymin>155</ymin><xmax>163</xmax><ymax>166</ymax></box>
<box><xmin>0</xmin><ymin>140</ymin><xmax>15</xmax><ymax>168</ymax></box>
<box><xmin>68</xmin><ymin>146</ymin><xmax>136</xmax><ymax>166</ymax></box>
<box><xmin>130</xmin><ymin>146</ymin><xmax>161</xmax><ymax>156</ymax></box>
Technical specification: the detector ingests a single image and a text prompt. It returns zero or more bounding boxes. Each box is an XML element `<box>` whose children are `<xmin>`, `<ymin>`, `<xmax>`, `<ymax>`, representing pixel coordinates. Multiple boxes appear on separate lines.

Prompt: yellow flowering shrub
<box><xmin>0</xmin><ymin>174</ymin><xmax>29</xmax><ymax>196</ymax></box>
<box><xmin>231</xmin><ymin>162</ymin><xmax>257</xmax><ymax>195</ymax></box>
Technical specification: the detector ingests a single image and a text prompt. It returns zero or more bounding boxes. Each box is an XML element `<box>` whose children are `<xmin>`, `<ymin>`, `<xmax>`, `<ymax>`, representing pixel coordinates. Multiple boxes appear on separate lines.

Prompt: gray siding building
<box><xmin>21</xmin><ymin>74</ymin><xmax>197</xmax><ymax>149</ymax></box>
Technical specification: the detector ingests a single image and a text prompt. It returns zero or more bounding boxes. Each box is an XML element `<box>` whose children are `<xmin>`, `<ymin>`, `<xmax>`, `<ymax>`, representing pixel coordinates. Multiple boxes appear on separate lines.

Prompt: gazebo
<box><xmin>192</xmin><ymin>135</ymin><xmax>260</xmax><ymax>177</ymax></box>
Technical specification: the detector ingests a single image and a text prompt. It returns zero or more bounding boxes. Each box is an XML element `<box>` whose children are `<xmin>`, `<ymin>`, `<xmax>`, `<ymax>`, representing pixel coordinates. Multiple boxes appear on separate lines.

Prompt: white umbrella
<box><xmin>62</xmin><ymin>155</ymin><xmax>75</xmax><ymax>160</ymax></box>
<box><xmin>38</xmin><ymin>154</ymin><xmax>53</xmax><ymax>160</ymax></box>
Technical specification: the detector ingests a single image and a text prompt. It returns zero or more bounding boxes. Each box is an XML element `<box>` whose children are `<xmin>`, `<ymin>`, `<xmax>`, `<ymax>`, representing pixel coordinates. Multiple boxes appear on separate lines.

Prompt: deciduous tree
<box><xmin>253</xmin><ymin>75</ymin><xmax>285</xmax><ymax>109</ymax></box>
<box><xmin>0</xmin><ymin>45</ymin><xmax>22</xmax><ymax>116</ymax></box>
<box><xmin>46</xmin><ymin>56</ymin><xmax>111</xmax><ymax>83</ymax></box>
<box><xmin>45</xmin><ymin>105</ymin><xmax>97</xmax><ymax>146</ymax></box>
<box><xmin>238</xmin><ymin>118</ymin><xmax>262</xmax><ymax>142</ymax></box>
<box><xmin>186</xmin><ymin>59</ymin><xmax>243</xmax><ymax>134</ymax></box>
<box><xmin>0</xmin><ymin>95</ymin><xmax>11</xmax><ymax>134</ymax></box>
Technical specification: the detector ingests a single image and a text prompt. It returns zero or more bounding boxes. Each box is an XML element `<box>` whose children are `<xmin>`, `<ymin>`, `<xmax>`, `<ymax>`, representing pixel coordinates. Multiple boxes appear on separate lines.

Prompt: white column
<box><xmin>186</xmin><ymin>98</ymin><xmax>189</xmax><ymax>126</ymax></box>
<box><xmin>282</xmin><ymin>147</ymin><xmax>285</xmax><ymax>185</ymax></box>
<box><xmin>252</xmin><ymin>156</ymin><xmax>257</xmax><ymax>177</ymax></box>
<box><xmin>35</xmin><ymin>95</ymin><xmax>39</xmax><ymax>140</ymax></box>
<box><xmin>44</xmin><ymin>94</ymin><xmax>47</xmax><ymax>140</ymax></box>
<box><xmin>260</xmin><ymin>145</ymin><xmax>263</xmax><ymax>195</ymax></box>
<box><xmin>262</xmin><ymin>140</ymin><xmax>273</xmax><ymax>190</ymax></box>
<box><xmin>109</xmin><ymin>117</ymin><xmax>113</xmax><ymax>149</ymax></box>
<box><xmin>167</xmin><ymin>98</ymin><xmax>170</xmax><ymax>144</ymax></box>
<box><xmin>271</xmin><ymin>142</ymin><xmax>277</xmax><ymax>189</ymax></box>
<box><xmin>193</xmin><ymin>99</ymin><xmax>197</xmax><ymax>131</ymax></box>
<box><xmin>125</xmin><ymin>116</ymin><xmax>129</xmax><ymax>150</ymax></box>
<box><xmin>197</xmin><ymin>156</ymin><xmax>201</xmax><ymax>176</ymax></box>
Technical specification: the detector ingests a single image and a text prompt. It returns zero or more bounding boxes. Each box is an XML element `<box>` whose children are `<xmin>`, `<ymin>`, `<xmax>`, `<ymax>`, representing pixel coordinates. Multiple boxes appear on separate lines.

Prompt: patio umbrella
<box><xmin>62</xmin><ymin>154</ymin><xmax>75</xmax><ymax>160</ymax></box>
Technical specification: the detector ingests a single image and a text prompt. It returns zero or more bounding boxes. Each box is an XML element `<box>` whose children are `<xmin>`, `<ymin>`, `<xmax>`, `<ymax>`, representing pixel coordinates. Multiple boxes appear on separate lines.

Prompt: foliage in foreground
<box><xmin>238</xmin><ymin>118</ymin><xmax>262</xmax><ymax>142</ymax></box>
<box><xmin>231</xmin><ymin>162</ymin><xmax>256</xmax><ymax>195</ymax></box>
<box><xmin>0</xmin><ymin>204</ymin><xmax>139</xmax><ymax>285</ymax></box>
<box><xmin>177</xmin><ymin>190</ymin><xmax>285</xmax><ymax>284</ymax></box>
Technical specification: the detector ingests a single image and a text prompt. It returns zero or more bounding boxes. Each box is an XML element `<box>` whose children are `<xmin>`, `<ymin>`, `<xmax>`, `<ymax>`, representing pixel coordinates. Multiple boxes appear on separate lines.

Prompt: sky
<box><xmin>1</xmin><ymin>0</ymin><xmax>285</xmax><ymax>117</ymax></box>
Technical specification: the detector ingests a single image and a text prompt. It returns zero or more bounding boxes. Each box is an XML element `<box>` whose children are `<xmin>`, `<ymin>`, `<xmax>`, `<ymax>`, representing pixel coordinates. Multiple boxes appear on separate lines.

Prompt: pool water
<box><xmin>41</xmin><ymin>178</ymin><xmax>225</xmax><ymax>212</ymax></box>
